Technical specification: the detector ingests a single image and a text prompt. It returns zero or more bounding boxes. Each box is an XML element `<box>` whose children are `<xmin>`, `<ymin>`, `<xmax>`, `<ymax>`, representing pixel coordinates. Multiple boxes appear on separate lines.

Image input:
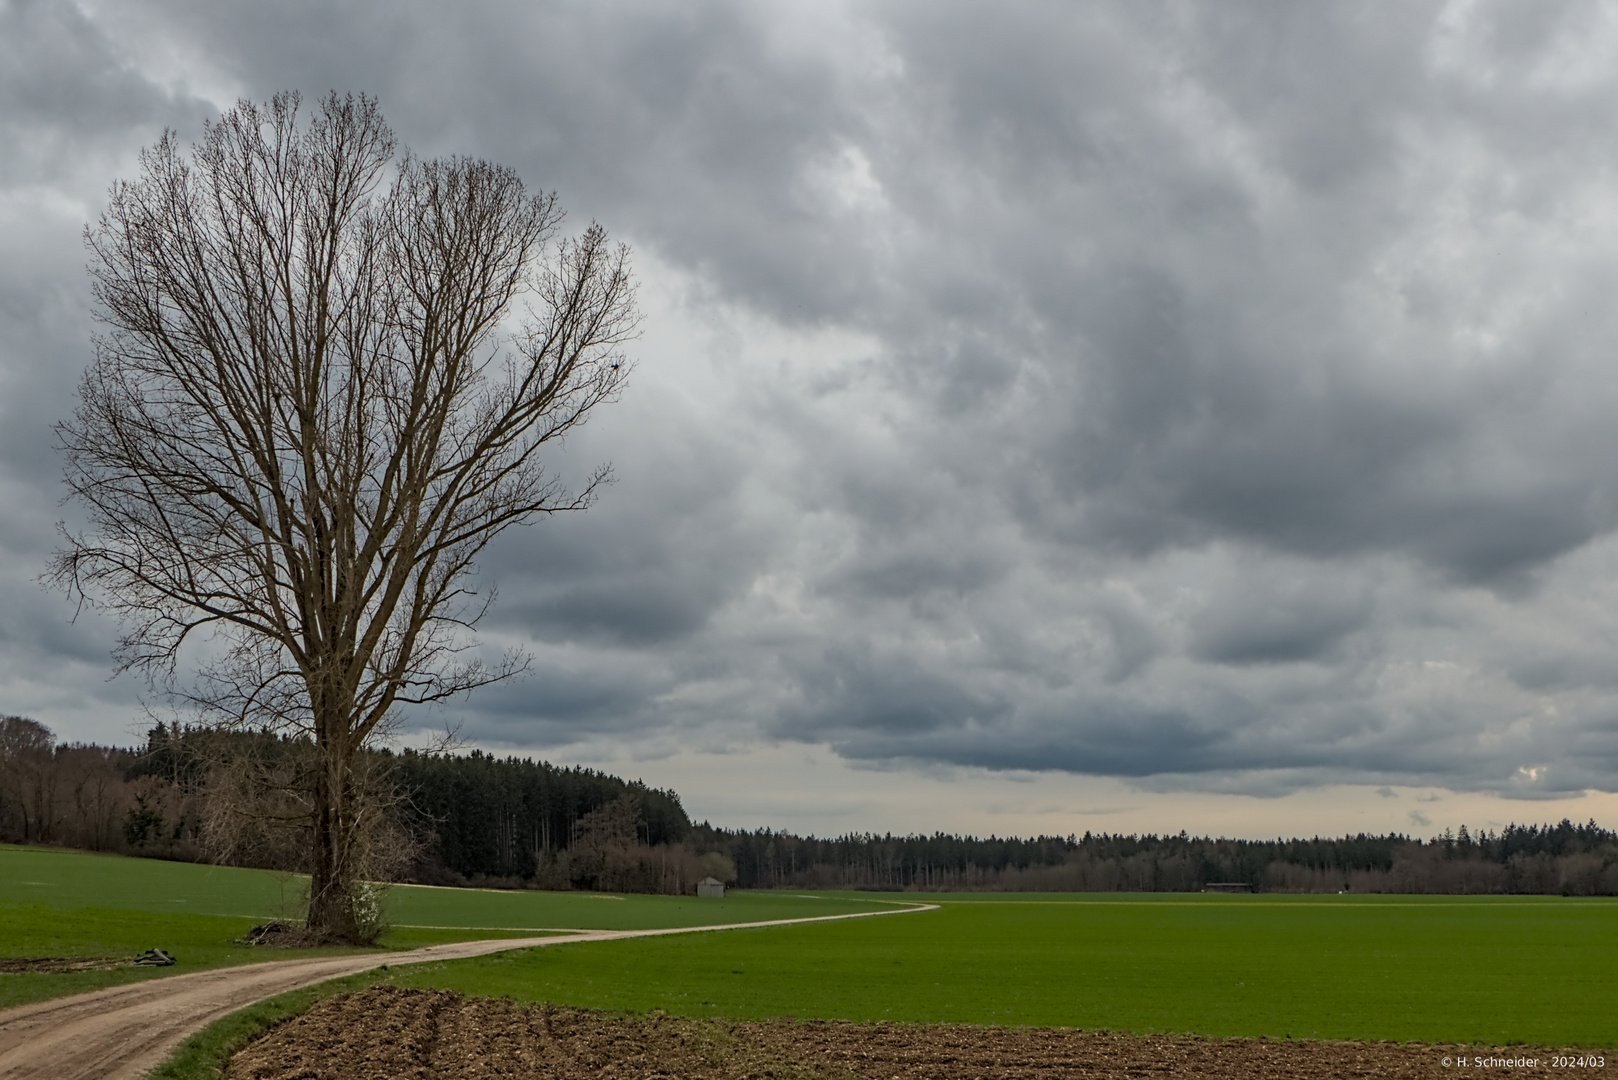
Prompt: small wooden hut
<box><xmin>696</xmin><ymin>876</ymin><xmax>726</xmax><ymax>898</ymax></box>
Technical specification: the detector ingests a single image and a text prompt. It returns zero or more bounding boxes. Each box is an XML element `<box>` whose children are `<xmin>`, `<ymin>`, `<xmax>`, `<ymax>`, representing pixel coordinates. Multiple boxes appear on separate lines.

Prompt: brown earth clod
<box><xmin>224</xmin><ymin>986</ymin><xmax>1615</xmax><ymax>1080</ymax></box>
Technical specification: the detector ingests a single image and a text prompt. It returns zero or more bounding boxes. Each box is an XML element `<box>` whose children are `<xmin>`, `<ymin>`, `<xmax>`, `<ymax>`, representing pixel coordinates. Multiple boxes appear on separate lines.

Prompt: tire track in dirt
<box><xmin>0</xmin><ymin>902</ymin><xmax>936</xmax><ymax>1080</ymax></box>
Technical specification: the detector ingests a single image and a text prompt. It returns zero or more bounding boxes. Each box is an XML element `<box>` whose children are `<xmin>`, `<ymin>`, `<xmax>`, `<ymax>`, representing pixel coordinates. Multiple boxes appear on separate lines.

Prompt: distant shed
<box><xmin>1201</xmin><ymin>882</ymin><xmax>1252</xmax><ymax>893</ymax></box>
<box><xmin>697</xmin><ymin>876</ymin><xmax>726</xmax><ymax>898</ymax></box>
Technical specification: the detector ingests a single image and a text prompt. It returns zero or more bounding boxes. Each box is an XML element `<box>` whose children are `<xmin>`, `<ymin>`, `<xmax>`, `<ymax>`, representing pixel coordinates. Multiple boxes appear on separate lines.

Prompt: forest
<box><xmin>4</xmin><ymin>714</ymin><xmax>1617</xmax><ymax>895</ymax></box>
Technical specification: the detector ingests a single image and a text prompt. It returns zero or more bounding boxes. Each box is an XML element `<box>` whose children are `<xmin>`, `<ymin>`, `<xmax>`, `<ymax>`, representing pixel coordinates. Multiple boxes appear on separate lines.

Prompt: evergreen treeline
<box><xmin>388</xmin><ymin>748</ymin><xmax>697</xmax><ymax>889</ymax></box>
<box><xmin>692</xmin><ymin>821</ymin><xmax>1618</xmax><ymax>895</ymax></box>
<box><xmin>0</xmin><ymin>718</ymin><xmax>710</xmax><ymax>892</ymax></box>
<box><xmin>5</xmin><ymin>713</ymin><xmax>1618</xmax><ymax>895</ymax></box>
<box><xmin>695</xmin><ymin>828</ymin><xmax>1410</xmax><ymax>892</ymax></box>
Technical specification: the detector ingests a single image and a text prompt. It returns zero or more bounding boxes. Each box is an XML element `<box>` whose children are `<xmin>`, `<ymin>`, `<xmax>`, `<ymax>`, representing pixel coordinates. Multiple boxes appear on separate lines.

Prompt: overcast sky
<box><xmin>6</xmin><ymin>0</ymin><xmax>1618</xmax><ymax>839</ymax></box>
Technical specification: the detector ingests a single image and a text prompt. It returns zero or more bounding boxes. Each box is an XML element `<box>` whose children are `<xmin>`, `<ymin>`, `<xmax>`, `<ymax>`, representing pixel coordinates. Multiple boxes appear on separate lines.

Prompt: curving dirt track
<box><xmin>0</xmin><ymin>904</ymin><xmax>935</xmax><ymax>1080</ymax></box>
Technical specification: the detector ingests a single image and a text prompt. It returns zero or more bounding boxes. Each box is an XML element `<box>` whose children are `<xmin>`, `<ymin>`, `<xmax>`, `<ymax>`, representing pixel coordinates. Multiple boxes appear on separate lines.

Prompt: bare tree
<box><xmin>0</xmin><ymin>715</ymin><xmax>58</xmax><ymax>842</ymax></box>
<box><xmin>51</xmin><ymin>92</ymin><xmax>638</xmax><ymax>941</ymax></box>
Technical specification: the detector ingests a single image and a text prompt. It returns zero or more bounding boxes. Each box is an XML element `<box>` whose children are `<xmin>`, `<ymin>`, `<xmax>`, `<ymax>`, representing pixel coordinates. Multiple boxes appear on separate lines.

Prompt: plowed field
<box><xmin>223</xmin><ymin>987</ymin><xmax>1613</xmax><ymax>1079</ymax></box>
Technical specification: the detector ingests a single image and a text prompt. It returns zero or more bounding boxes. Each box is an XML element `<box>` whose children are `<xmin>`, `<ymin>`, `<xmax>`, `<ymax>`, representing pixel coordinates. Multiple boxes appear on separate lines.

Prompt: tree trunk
<box><xmin>307</xmin><ymin>728</ymin><xmax>361</xmax><ymax>943</ymax></box>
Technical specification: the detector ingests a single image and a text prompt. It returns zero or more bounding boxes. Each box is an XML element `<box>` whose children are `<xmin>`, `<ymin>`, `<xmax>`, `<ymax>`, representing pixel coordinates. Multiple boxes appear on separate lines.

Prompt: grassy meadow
<box><xmin>5</xmin><ymin>846</ymin><xmax>1617</xmax><ymax>1047</ymax></box>
<box><xmin>0</xmin><ymin>845</ymin><xmax>887</xmax><ymax>1009</ymax></box>
<box><xmin>389</xmin><ymin>892</ymin><xmax>1618</xmax><ymax>1047</ymax></box>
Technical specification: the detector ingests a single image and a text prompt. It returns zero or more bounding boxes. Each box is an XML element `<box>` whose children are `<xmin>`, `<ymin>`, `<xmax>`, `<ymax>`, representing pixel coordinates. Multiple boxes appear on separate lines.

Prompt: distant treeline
<box><xmin>0</xmin><ymin>717</ymin><xmax>716</xmax><ymax>894</ymax></box>
<box><xmin>1</xmin><ymin>715</ymin><xmax>153</xmax><ymax>854</ymax></box>
<box><xmin>389</xmin><ymin>748</ymin><xmax>707</xmax><ymax>892</ymax></box>
<box><xmin>693</xmin><ymin>821</ymin><xmax>1618</xmax><ymax>895</ymax></box>
<box><xmin>5</xmin><ymin>714</ymin><xmax>1617</xmax><ymax>895</ymax></box>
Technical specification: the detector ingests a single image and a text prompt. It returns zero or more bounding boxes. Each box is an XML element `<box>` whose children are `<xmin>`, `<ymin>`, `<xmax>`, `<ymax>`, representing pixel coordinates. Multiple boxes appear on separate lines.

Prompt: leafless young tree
<box><xmin>51</xmin><ymin>92</ymin><xmax>638</xmax><ymax>941</ymax></box>
<box><xmin>0</xmin><ymin>715</ymin><xmax>58</xmax><ymax>842</ymax></box>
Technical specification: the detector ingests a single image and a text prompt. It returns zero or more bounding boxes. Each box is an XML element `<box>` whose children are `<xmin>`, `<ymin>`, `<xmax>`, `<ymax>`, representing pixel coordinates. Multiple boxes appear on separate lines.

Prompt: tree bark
<box><xmin>308</xmin><ymin>733</ymin><xmax>357</xmax><ymax>942</ymax></box>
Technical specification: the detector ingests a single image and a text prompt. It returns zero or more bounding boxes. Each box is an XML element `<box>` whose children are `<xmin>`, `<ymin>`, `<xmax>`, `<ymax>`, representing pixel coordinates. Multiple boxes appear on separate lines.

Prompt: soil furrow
<box><xmin>228</xmin><ymin>986</ymin><xmax>1615</xmax><ymax>1080</ymax></box>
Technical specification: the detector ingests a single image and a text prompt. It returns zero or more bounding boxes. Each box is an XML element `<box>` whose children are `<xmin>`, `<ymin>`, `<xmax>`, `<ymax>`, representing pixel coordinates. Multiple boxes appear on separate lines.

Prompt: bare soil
<box><xmin>0</xmin><ymin>957</ymin><xmax>125</xmax><ymax>973</ymax></box>
<box><xmin>225</xmin><ymin>987</ymin><xmax>1614</xmax><ymax>1080</ymax></box>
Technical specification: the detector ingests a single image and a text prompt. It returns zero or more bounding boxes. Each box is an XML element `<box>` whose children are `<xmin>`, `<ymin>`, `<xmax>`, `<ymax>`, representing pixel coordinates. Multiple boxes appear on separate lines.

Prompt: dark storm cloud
<box><xmin>0</xmin><ymin>0</ymin><xmax>175</xmax><ymax>181</ymax></box>
<box><xmin>457</xmin><ymin>658</ymin><xmax>661</xmax><ymax>739</ymax></box>
<box><xmin>0</xmin><ymin>1</ymin><xmax>218</xmax><ymax>731</ymax></box>
<box><xmin>127</xmin><ymin>0</ymin><xmax>883</xmax><ymax>322</ymax></box>
<box><xmin>6</xmin><ymin>0</ymin><xmax>1618</xmax><ymax>798</ymax></box>
<box><xmin>477</xmin><ymin>412</ymin><xmax>762</xmax><ymax>649</ymax></box>
<box><xmin>1187</xmin><ymin>571</ymin><xmax>1371</xmax><ymax>667</ymax></box>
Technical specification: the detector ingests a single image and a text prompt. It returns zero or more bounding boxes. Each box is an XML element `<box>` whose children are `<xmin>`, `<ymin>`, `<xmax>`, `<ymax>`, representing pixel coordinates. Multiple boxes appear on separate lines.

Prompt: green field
<box><xmin>0</xmin><ymin>846</ymin><xmax>884</xmax><ymax>931</ymax></box>
<box><xmin>5</xmin><ymin>847</ymin><xmax>1616</xmax><ymax>1047</ymax></box>
<box><xmin>388</xmin><ymin>893</ymin><xmax>1618</xmax><ymax>1047</ymax></box>
<box><xmin>0</xmin><ymin>846</ymin><xmax>888</xmax><ymax>1008</ymax></box>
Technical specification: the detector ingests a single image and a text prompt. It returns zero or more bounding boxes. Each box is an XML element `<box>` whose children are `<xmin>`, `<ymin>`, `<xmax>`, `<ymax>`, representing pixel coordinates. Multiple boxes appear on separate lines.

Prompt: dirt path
<box><xmin>0</xmin><ymin>903</ymin><xmax>936</xmax><ymax>1080</ymax></box>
